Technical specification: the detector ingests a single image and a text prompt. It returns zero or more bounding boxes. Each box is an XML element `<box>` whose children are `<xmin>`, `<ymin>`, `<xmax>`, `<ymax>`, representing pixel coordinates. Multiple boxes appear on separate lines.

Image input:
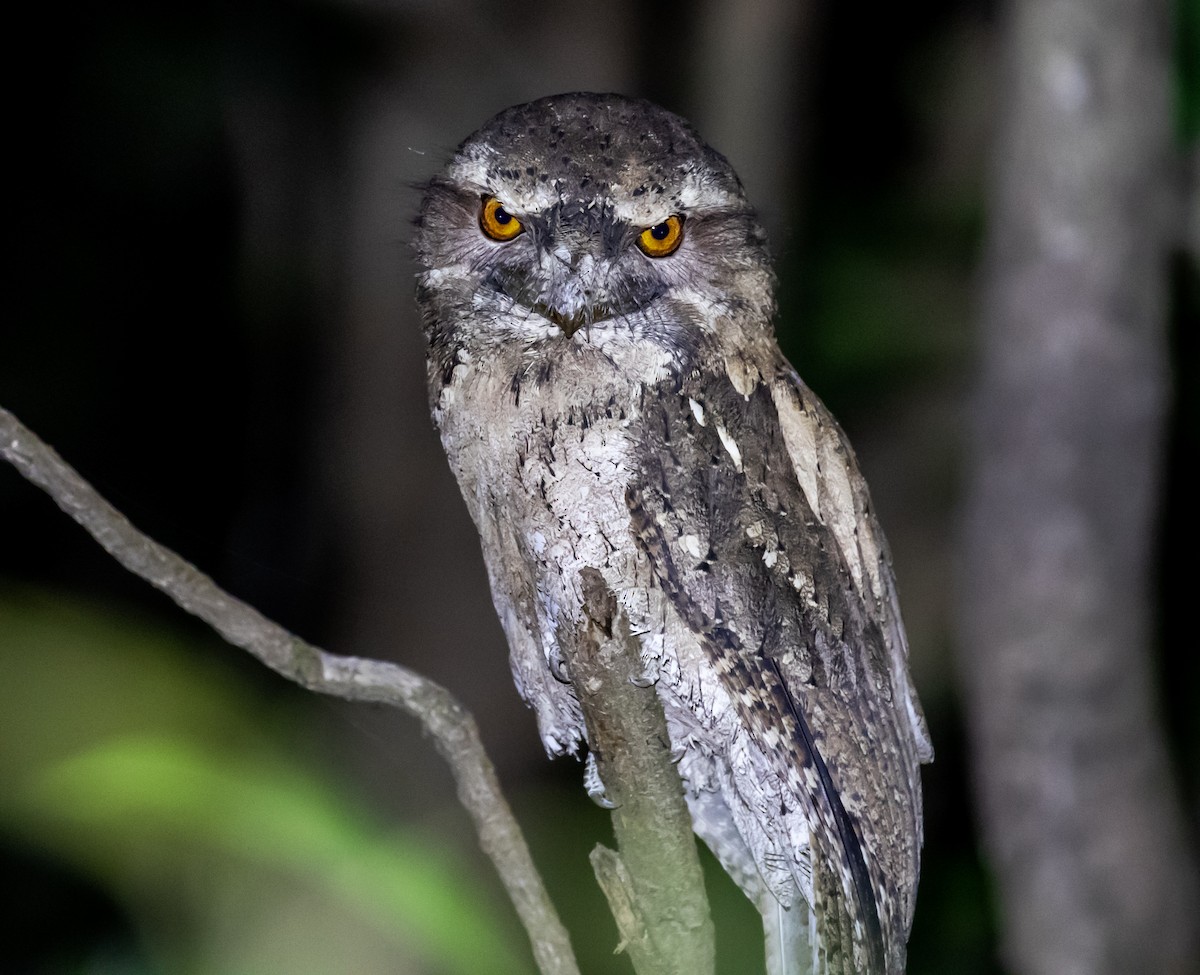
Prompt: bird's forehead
<box><xmin>444</xmin><ymin>93</ymin><xmax>745</xmax><ymax>223</ymax></box>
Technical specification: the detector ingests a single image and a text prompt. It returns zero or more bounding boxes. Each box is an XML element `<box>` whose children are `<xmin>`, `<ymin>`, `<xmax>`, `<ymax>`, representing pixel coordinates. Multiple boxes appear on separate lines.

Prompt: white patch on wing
<box><xmin>688</xmin><ymin>397</ymin><xmax>707</xmax><ymax>426</ymax></box>
<box><xmin>857</xmin><ymin>517</ymin><xmax>885</xmax><ymax>603</ymax></box>
<box><xmin>680</xmin><ymin>533</ymin><xmax>704</xmax><ymax>559</ymax></box>
<box><xmin>771</xmin><ymin>378</ymin><xmax>872</xmax><ymax>597</ymax></box>
<box><xmin>770</xmin><ymin>381</ymin><xmax>822</xmax><ymax>524</ymax></box>
<box><xmin>790</xmin><ymin>568</ymin><xmax>818</xmax><ymax>609</ymax></box>
<box><xmin>816</xmin><ymin>431</ymin><xmax>865</xmax><ymax>592</ymax></box>
<box><xmin>723</xmin><ymin>353</ymin><xmax>760</xmax><ymax>398</ymax></box>
<box><xmin>716</xmin><ymin>423</ymin><xmax>743</xmax><ymax>472</ymax></box>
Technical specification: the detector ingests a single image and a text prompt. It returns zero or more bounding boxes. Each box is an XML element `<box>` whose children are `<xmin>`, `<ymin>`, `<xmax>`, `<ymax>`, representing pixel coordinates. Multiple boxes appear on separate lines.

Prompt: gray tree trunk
<box><xmin>958</xmin><ymin>1</ymin><xmax>1200</xmax><ymax>973</ymax></box>
<box><xmin>690</xmin><ymin>0</ymin><xmax>818</xmax><ymax>248</ymax></box>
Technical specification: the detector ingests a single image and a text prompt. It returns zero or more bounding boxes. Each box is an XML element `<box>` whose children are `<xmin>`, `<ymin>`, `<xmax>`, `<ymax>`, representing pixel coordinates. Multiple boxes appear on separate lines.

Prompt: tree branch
<box><xmin>567</xmin><ymin>568</ymin><xmax>715</xmax><ymax>975</ymax></box>
<box><xmin>0</xmin><ymin>405</ymin><xmax>580</xmax><ymax>975</ymax></box>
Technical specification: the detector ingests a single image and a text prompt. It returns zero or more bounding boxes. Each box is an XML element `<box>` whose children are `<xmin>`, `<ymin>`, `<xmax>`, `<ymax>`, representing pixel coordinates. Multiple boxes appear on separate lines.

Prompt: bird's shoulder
<box><xmin>628</xmin><ymin>352</ymin><xmax>931</xmax><ymax>755</ymax></box>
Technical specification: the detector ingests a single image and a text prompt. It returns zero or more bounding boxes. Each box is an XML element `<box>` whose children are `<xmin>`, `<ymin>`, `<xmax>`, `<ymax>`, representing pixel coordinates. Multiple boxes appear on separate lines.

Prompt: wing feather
<box><xmin>626</xmin><ymin>364</ymin><xmax>929</xmax><ymax>974</ymax></box>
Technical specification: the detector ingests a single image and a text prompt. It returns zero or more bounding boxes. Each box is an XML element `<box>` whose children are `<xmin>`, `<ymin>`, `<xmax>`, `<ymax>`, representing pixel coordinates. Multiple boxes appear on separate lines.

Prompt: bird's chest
<box><xmin>434</xmin><ymin>344</ymin><xmax>754</xmax><ymax>817</ymax></box>
<box><xmin>434</xmin><ymin>349</ymin><xmax>659</xmax><ymax>631</ymax></box>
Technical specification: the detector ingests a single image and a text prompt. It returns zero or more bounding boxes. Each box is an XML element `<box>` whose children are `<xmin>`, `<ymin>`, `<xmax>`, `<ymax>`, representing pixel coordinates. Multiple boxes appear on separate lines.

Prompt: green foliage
<box><xmin>0</xmin><ymin>589</ymin><xmax>525</xmax><ymax>975</ymax></box>
<box><xmin>1178</xmin><ymin>0</ymin><xmax>1200</xmax><ymax>141</ymax></box>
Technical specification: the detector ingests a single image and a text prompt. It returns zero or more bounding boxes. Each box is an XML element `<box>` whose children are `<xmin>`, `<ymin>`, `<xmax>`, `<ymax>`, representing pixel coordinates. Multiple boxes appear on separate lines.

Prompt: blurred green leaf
<box><xmin>20</xmin><ymin>737</ymin><xmax>523</xmax><ymax>975</ymax></box>
<box><xmin>0</xmin><ymin>588</ymin><xmax>526</xmax><ymax>975</ymax></box>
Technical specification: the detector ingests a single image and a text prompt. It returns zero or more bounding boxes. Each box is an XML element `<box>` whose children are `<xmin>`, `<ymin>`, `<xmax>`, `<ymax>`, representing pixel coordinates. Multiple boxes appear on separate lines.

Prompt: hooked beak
<box><xmin>533</xmin><ymin>243</ymin><xmax>612</xmax><ymax>338</ymax></box>
<box><xmin>533</xmin><ymin>300</ymin><xmax>611</xmax><ymax>337</ymax></box>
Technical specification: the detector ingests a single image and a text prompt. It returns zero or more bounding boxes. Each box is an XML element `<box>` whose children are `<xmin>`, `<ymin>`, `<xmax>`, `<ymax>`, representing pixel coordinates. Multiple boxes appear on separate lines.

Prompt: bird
<box><xmin>414</xmin><ymin>92</ymin><xmax>932</xmax><ymax>975</ymax></box>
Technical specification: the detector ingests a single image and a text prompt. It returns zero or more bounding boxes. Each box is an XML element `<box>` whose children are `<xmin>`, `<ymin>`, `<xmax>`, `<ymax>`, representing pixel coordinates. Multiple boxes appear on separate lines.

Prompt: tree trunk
<box><xmin>958</xmin><ymin>0</ymin><xmax>1200</xmax><ymax>973</ymax></box>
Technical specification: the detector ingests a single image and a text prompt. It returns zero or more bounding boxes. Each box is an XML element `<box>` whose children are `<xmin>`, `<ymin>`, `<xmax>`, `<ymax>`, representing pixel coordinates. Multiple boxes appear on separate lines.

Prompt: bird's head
<box><xmin>415</xmin><ymin>93</ymin><xmax>776</xmax><ymax>374</ymax></box>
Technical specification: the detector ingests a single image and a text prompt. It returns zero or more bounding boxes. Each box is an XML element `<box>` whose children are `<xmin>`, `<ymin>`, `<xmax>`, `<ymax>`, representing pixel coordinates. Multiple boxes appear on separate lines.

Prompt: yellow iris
<box><xmin>479</xmin><ymin>196</ymin><xmax>523</xmax><ymax>241</ymax></box>
<box><xmin>636</xmin><ymin>215</ymin><xmax>684</xmax><ymax>257</ymax></box>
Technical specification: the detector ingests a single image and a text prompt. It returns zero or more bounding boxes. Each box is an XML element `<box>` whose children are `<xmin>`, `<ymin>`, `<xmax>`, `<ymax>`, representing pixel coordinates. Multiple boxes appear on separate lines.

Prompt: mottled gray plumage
<box><xmin>415</xmin><ymin>93</ymin><xmax>932</xmax><ymax>975</ymax></box>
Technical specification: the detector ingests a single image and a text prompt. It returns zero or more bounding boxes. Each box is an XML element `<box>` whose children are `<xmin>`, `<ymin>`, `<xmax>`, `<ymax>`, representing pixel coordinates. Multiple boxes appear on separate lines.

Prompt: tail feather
<box><xmin>762</xmin><ymin>897</ymin><xmax>820</xmax><ymax>975</ymax></box>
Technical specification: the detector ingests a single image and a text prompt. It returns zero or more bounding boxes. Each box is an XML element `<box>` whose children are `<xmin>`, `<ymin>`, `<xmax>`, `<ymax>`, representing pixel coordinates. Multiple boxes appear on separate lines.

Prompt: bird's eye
<box><xmin>480</xmin><ymin>196</ymin><xmax>524</xmax><ymax>241</ymax></box>
<box><xmin>636</xmin><ymin>215</ymin><xmax>684</xmax><ymax>257</ymax></box>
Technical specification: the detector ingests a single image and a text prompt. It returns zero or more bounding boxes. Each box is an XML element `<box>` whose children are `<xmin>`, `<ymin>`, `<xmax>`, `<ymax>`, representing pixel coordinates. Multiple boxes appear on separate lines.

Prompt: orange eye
<box><xmin>480</xmin><ymin>196</ymin><xmax>523</xmax><ymax>241</ymax></box>
<box><xmin>636</xmin><ymin>215</ymin><xmax>684</xmax><ymax>257</ymax></box>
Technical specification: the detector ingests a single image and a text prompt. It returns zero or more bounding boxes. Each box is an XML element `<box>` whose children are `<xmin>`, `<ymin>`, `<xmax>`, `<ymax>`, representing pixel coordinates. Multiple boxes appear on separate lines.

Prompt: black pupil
<box><xmin>651</xmin><ymin>222</ymin><xmax>670</xmax><ymax>240</ymax></box>
<box><xmin>494</xmin><ymin>206</ymin><xmax>511</xmax><ymax>224</ymax></box>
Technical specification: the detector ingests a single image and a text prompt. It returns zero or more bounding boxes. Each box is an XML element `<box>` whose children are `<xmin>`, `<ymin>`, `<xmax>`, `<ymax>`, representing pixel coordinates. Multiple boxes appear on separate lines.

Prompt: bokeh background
<box><xmin>2</xmin><ymin>1</ymin><xmax>1196</xmax><ymax>973</ymax></box>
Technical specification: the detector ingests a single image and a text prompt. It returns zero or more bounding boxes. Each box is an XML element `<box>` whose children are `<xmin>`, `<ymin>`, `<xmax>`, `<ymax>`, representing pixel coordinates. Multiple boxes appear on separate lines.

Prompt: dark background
<box><xmin>2</xmin><ymin>2</ymin><xmax>1195</xmax><ymax>973</ymax></box>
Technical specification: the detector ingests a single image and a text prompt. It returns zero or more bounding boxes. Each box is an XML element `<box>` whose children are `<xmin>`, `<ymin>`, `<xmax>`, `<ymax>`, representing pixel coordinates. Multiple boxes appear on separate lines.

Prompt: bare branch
<box><xmin>0</xmin><ymin>405</ymin><xmax>580</xmax><ymax>975</ymax></box>
<box><xmin>567</xmin><ymin>568</ymin><xmax>715</xmax><ymax>975</ymax></box>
